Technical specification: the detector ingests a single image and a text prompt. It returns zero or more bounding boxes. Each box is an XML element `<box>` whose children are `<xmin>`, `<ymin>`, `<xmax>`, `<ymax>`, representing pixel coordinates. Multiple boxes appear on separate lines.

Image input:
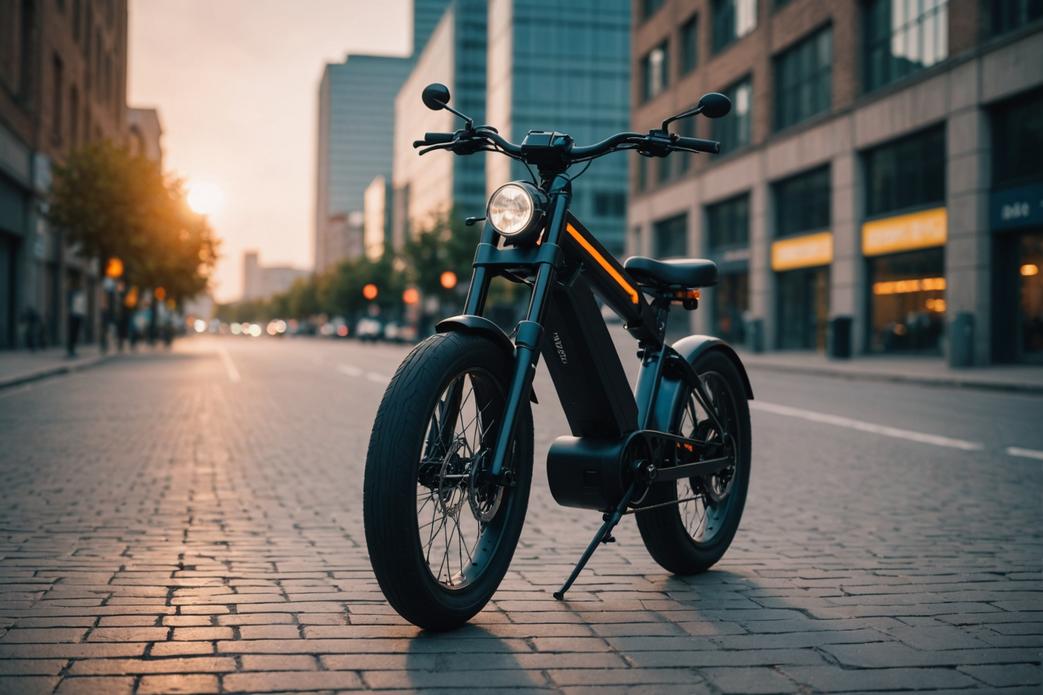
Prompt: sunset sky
<box><xmin>128</xmin><ymin>0</ymin><xmax>411</xmax><ymax>302</ymax></box>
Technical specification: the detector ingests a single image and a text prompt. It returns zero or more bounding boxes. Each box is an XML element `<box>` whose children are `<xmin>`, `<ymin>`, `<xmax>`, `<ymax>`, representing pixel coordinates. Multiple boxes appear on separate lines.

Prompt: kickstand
<box><xmin>553</xmin><ymin>477</ymin><xmax>640</xmax><ymax>601</ymax></box>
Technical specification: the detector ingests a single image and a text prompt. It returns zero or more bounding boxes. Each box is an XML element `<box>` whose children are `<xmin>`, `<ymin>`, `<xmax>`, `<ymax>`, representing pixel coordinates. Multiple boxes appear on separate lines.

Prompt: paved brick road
<box><xmin>0</xmin><ymin>336</ymin><xmax>1040</xmax><ymax>694</ymax></box>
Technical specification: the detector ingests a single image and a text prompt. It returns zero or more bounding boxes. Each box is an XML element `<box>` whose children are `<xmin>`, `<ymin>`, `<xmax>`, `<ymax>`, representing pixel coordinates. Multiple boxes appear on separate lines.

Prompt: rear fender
<box><xmin>435</xmin><ymin>315</ymin><xmax>537</xmax><ymax>403</ymax></box>
<box><xmin>637</xmin><ymin>335</ymin><xmax>752</xmax><ymax>431</ymax></box>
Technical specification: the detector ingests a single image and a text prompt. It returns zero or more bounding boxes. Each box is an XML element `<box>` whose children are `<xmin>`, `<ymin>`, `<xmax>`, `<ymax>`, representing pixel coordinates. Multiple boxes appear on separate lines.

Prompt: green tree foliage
<box><xmin>48</xmin><ymin>141</ymin><xmax>218</xmax><ymax>301</ymax></box>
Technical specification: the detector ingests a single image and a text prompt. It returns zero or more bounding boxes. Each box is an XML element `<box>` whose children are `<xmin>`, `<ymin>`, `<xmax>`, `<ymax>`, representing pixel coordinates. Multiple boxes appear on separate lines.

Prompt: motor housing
<box><xmin>546</xmin><ymin>434</ymin><xmax>649</xmax><ymax>511</ymax></box>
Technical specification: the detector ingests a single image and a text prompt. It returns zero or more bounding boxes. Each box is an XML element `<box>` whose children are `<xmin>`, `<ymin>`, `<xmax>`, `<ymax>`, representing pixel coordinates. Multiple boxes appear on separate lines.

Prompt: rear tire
<box><xmin>363</xmin><ymin>332</ymin><xmax>533</xmax><ymax>630</ymax></box>
<box><xmin>636</xmin><ymin>349</ymin><xmax>751</xmax><ymax>575</ymax></box>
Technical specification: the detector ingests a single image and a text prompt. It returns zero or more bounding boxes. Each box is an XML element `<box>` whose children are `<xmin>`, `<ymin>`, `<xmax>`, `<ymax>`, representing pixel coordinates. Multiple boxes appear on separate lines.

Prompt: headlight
<box><xmin>487</xmin><ymin>182</ymin><xmax>545</xmax><ymax>243</ymax></box>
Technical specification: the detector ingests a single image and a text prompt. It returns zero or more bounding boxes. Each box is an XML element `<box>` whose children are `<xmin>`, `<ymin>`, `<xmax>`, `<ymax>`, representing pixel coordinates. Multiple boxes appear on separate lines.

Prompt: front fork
<box><xmin>462</xmin><ymin>175</ymin><xmax>572</xmax><ymax>484</ymax></box>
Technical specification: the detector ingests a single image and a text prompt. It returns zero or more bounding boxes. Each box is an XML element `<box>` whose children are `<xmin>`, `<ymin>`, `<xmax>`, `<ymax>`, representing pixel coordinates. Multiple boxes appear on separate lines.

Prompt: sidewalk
<box><xmin>737</xmin><ymin>348</ymin><xmax>1043</xmax><ymax>394</ymax></box>
<box><xmin>0</xmin><ymin>345</ymin><xmax>111</xmax><ymax>390</ymax></box>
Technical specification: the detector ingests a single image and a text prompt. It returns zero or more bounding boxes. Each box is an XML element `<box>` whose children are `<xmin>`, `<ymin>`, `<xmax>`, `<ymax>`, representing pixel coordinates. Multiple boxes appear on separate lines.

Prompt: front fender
<box><xmin>636</xmin><ymin>335</ymin><xmax>753</xmax><ymax>431</ymax></box>
<box><xmin>435</xmin><ymin>315</ymin><xmax>537</xmax><ymax>403</ymax></box>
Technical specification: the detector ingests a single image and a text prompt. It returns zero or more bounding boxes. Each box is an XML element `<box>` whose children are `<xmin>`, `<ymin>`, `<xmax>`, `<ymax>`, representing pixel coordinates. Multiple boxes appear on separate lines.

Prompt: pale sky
<box><xmin>128</xmin><ymin>0</ymin><xmax>411</xmax><ymax>302</ymax></box>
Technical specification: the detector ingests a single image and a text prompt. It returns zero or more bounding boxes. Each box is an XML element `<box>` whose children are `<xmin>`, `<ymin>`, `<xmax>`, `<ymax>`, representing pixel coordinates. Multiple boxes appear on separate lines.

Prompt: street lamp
<box><xmin>439</xmin><ymin>271</ymin><xmax>457</xmax><ymax>290</ymax></box>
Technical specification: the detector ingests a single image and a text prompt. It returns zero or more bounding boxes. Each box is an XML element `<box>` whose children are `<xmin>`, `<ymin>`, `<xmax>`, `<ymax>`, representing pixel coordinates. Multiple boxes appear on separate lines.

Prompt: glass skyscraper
<box><xmin>487</xmin><ymin>0</ymin><xmax>631</xmax><ymax>254</ymax></box>
<box><xmin>314</xmin><ymin>55</ymin><xmax>413</xmax><ymax>271</ymax></box>
<box><xmin>393</xmin><ymin>0</ymin><xmax>488</xmax><ymax>245</ymax></box>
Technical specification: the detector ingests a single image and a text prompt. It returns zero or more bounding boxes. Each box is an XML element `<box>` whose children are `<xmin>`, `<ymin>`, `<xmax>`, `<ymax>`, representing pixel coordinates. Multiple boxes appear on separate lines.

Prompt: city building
<box><xmin>363</xmin><ymin>175</ymin><xmax>392</xmax><ymax>260</ymax></box>
<box><xmin>486</xmin><ymin>0</ymin><xmax>632</xmax><ymax>255</ymax></box>
<box><xmin>628</xmin><ymin>0</ymin><xmax>1043</xmax><ymax>365</ymax></box>
<box><xmin>126</xmin><ymin>107</ymin><xmax>162</xmax><ymax>163</ymax></box>
<box><xmin>0</xmin><ymin>0</ymin><xmax>129</xmax><ymax>349</ymax></box>
<box><xmin>242</xmin><ymin>251</ymin><xmax>309</xmax><ymax>301</ymax></box>
<box><xmin>392</xmin><ymin>0</ymin><xmax>487</xmax><ymax>247</ymax></box>
<box><xmin>314</xmin><ymin>55</ymin><xmax>413</xmax><ymax>273</ymax></box>
<box><xmin>413</xmin><ymin>0</ymin><xmax>453</xmax><ymax>56</ymax></box>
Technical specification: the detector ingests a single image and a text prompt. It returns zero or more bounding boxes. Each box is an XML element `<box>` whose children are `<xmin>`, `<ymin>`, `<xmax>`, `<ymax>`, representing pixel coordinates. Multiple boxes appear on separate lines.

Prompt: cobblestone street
<box><xmin>0</xmin><ymin>336</ymin><xmax>1040</xmax><ymax>694</ymax></box>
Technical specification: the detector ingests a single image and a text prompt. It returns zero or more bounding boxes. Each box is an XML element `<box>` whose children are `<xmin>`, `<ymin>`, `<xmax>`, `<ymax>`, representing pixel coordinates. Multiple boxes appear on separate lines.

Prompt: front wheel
<box><xmin>363</xmin><ymin>332</ymin><xmax>533</xmax><ymax>630</ymax></box>
<box><xmin>636</xmin><ymin>349</ymin><xmax>751</xmax><ymax>575</ymax></box>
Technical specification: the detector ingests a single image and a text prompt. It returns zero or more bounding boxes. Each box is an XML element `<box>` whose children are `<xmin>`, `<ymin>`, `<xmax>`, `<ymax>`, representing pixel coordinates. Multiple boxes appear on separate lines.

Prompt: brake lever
<box><xmin>418</xmin><ymin>143</ymin><xmax>454</xmax><ymax>156</ymax></box>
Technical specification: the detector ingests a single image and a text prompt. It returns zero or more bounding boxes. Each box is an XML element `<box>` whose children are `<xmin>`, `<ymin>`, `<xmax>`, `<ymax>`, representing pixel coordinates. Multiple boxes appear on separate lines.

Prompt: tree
<box><xmin>48</xmin><ymin>141</ymin><xmax>218</xmax><ymax>301</ymax></box>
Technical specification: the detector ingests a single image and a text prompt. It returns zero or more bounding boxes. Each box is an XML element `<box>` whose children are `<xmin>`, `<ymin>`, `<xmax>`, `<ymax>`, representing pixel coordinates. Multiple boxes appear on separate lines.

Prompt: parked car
<box><xmin>355</xmin><ymin>318</ymin><xmax>383</xmax><ymax>342</ymax></box>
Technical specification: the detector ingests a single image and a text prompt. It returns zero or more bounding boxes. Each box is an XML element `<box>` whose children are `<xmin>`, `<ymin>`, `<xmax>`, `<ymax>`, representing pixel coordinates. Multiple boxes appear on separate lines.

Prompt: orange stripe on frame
<box><xmin>565</xmin><ymin>223</ymin><xmax>639</xmax><ymax>304</ymax></box>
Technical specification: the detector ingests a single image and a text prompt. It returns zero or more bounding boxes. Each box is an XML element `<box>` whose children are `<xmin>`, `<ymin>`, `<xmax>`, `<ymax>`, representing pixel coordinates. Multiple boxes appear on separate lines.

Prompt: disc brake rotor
<box><xmin>467</xmin><ymin>451</ymin><xmax>503</xmax><ymax>523</ymax></box>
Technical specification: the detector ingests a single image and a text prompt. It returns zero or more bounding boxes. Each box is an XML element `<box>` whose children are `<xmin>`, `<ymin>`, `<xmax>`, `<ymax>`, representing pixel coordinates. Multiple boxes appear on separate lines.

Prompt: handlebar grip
<box><xmin>674</xmin><ymin>136</ymin><xmax>720</xmax><ymax>154</ymax></box>
<box><xmin>424</xmin><ymin>132</ymin><xmax>455</xmax><ymax>144</ymax></box>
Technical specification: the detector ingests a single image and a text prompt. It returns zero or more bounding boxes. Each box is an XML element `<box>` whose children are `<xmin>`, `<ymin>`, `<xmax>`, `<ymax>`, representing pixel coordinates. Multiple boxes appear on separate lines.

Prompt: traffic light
<box><xmin>362</xmin><ymin>283</ymin><xmax>378</xmax><ymax>301</ymax></box>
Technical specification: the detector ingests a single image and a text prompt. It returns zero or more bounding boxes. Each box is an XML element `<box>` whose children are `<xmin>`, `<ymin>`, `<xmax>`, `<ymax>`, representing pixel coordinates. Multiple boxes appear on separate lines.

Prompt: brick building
<box><xmin>628</xmin><ymin>0</ymin><xmax>1043</xmax><ymax>365</ymax></box>
<box><xmin>0</xmin><ymin>0</ymin><xmax>129</xmax><ymax>349</ymax></box>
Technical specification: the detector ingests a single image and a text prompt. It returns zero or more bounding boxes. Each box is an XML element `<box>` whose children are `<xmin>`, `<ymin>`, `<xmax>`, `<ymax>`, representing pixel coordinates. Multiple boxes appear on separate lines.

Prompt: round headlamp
<box><xmin>487</xmin><ymin>182</ymin><xmax>546</xmax><ymax>243</ymax></box>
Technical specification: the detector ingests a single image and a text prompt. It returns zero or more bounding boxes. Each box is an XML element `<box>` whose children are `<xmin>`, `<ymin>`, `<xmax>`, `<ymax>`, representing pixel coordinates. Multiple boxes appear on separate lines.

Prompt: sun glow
<box><xmin>186</xmin><ymin>181</ymin><xmax>224</xmax><ymax>215</ymax></box>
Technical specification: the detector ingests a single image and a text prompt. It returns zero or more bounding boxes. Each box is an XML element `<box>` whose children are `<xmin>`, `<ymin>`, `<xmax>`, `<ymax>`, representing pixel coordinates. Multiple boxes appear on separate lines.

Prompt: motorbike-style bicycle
<box><xmin>363</xmin><ymin>83</ymin><xmax>753</xmax><ymax>630</ymax></box>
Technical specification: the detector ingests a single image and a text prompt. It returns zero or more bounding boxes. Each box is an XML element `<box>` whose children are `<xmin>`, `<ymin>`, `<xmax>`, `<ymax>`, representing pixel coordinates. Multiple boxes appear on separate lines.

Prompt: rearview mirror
<box><xmin>698</xmin><ymin>92</ymin><xmax>731</xmax><ymax>119</ymax></box>
<box><xmin>422</xmin><ymin>83</ymin><xmax>451</xmax><ymax>111</ymax></box>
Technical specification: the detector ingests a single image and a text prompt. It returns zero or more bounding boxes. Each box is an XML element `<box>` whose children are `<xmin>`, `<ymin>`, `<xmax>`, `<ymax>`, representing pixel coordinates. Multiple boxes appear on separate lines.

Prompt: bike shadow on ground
<box><xmin>402</xmin><ymin>622</ymin><xmax>541</xmax><ymax>688</ymax></box>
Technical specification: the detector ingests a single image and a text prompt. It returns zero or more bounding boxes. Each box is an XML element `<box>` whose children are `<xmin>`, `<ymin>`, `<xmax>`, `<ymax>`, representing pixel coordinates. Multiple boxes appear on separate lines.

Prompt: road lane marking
<box><xmin>217</xmin><ymin>346</ymin><xmax>241</xmax><ymax>383</ymax></box>
<box><xmin>1006</xmin><ymin>446</ymin><xmax>1043</xmax><ymax>461</ymax></box>
<box><xmin>337</xmin><ymin>364</ymin><xmax>362</xmax><ymax>377</ymax></box>
<box><xmin>750</xmin><ymin>401</ymin><xmax>984</xmax><ymax>451</ymax></box>
<box><xmin>366</xmin><ymin>372</ymin><xmax>390</xmax><ymax>385</ymax></box>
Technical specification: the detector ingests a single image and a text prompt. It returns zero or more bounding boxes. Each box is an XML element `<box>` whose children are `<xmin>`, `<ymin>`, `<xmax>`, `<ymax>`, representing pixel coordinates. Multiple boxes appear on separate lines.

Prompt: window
<box><xmin>992</xmin><ymin>89</ymin><xmax>1043</xmax><ymax>187</ymax></box>
<box><xmin>51</xmin><ymin>54</ymin><xmax>64</xmax><ymax>144</ymax></box>
<box><xmin>863</xmin><ymin>0</ymin><xmax>948</xmax><ymax>93</ymax></box>
<box><xmin>712</xmin><ymin>77</ymin><xmax>752</xmax><ymax>153</ymax></box>
<box><xmin>774</xmin><ymin>166</ymin><xmax>831</xmax><ymax>237</ymax></box>
<box><xmin>73</xmin><ymin>0</ymin><xmax>82</xmax><ymax>42</ymax></box>
<box><xmin>642</xmin><ymin>0</ymin><xmax>665</xmax><ymax>20</ymax></box>
<box><xmin>641</xmin><ymin>41</ymin><xmax>669</xmax><ymax>102</ymax></box>
<box><xmin>775</xmin><ymin>0</ymin><xmax>793</xmax><ymax>7</ymax></box>
<box><xmin>69</xmin><ymin>85</ymin><xmax>79</xmax><ymax>147</ymax></box>
<box><xmin>653</xmin><ymin>213</ymin><xmax>688</xmax><ymax>258</ymax></box>
<box><xmin>636</xmin><ymin>155</ymin><xmax>648</xmax><ymax>193</ymax></box>
<box><xmin>594</xmin><ymin>191</ymin><xmax>626</xmax><ymax>217</ymax></box>
<box><xmin>712</xmin><ymin>0</ymin><xmax>757</xmax><ymax>53</ymax></box>
<box><xmin>706</xmin><ymin>193</ymin><xmax>750</xmax><ymax>250</ymax></box>
<box><xmin>774</xmin><ymin>26</ymin><xmax>832</xmax><ymax>131</ymax></box>
<box><xmin>680</xmin><ymin>15</ymin><xmax>698</xmax><ymax>74</ymax></box>
<box><xmin>863</xmin><ymin>126</ymin><xmax>945</xmax><ymax>217</ymax></box>
<box><xmin>989</xmin><ymin>0</ymin><xmax>1043</xmax><ymax>36</ymax></box>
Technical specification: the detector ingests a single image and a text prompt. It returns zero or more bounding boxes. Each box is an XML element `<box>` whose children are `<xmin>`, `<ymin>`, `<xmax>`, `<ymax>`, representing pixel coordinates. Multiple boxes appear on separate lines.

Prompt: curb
<box><xmin>0</xmin><ymin>354</ymin><xmax>112</xmax><ymax>391</ymax></box>
<box><xmin>741</xmin><ymin>359</ymin><xmax>1043</xmax><ymax>396</ymax></box>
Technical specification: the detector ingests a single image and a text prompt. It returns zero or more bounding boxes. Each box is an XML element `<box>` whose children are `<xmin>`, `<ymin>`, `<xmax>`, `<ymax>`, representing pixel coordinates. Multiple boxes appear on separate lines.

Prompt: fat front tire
<box><xmin>636</xmin><ymin>349</ymin><xmax>751</xmax><ymax>575</ymax></box>
<box><xmin>363</xmin><ymin>332</ymin><xmax>533</xmax><ymax>631</ymax></box>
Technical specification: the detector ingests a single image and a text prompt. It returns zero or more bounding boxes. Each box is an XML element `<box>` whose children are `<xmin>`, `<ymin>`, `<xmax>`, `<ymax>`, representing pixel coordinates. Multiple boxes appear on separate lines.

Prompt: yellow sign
<box><xmin>862</xmin><ymin>207</ymin><xmax>947</xmax><ymax>256</ymax></box>
<box><xmin>771</xmin><ymin>232</ymin><xmax>833</xmax><ymax>271</ymax></box>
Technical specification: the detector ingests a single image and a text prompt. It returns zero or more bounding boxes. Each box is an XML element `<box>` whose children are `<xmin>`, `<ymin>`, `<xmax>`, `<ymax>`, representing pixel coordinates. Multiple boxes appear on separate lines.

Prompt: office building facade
<box><xmin>242</xmin><ymin>251</ymin><xmax>308</xmax><ymax>302</ymax></box>
<box><xmin>0</xmin><ymin>0</ymin><xmax>129</xmax><ymax>349</ymax></box>
<box><xmin>393</xmin><ymin>0</ymin><xmax>487</xmax><ymax>247</ymax></box>
<box><xmin>628</xmin><ymin>0</ymin><xmax>1043</xmax><ymax>365</ymax></box>
<box><xmin>486</xmin><ymin>0</ymin><xmax>632</xmax><ymax>255</ymax></box>
<box><xmin>413</xmin><ymin>0</ymin><xmax>453</xmax><ymax>56</ymax></box>
<box><xmin>314</xmin><ymin>55</ymin><xmax>413</xmax><ymax>272</ymax></box>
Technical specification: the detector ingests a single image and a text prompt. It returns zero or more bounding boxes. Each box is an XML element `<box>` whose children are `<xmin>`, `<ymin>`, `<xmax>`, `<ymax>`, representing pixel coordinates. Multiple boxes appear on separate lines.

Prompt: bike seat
<box><xmin>623</xmin><ymin>256</ymin><xmax>718</xmax><ymax>288</ymax></box>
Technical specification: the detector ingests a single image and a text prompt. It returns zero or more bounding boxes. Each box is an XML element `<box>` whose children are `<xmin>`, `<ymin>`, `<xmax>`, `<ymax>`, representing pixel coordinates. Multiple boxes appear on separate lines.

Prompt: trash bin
<box><xmin>828</xmin><ymin>316</ymin><xmax>852</xmax><ymax>359</ymax></box>
<box><xmin>949</xmin><ymin>312</ymin><xmax>974</xmax><ymax>368</ymax></box>
<box><xmin>745</xmin><ymin>317</ymin><xmax>764</xmax><ymax>354</ymax></box>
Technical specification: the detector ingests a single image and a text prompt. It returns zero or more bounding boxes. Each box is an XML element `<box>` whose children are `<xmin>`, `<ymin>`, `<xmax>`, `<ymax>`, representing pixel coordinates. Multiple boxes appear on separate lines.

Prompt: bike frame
<box><xmin>437</xmin><ymin>172</ymin><xmax>753</xmax><ymax>489</ymax></box>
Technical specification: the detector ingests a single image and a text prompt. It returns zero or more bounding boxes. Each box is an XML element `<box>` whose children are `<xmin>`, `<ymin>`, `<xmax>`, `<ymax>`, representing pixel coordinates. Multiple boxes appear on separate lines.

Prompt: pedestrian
<box><xmin>67</xmin><ymin>281</ymin><xmax>87</xmax><ymax>358</ymax></box>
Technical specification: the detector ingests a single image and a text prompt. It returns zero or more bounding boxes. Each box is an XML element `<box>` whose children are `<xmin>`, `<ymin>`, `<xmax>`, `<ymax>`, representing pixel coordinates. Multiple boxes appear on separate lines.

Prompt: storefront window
<box><xmin>868</xmin><ymin>248</ymin><xmax>945</xmax><ymax>353</ymax></box>
<box><xmin>864</xmin><ymin>125</ymin><xmax>945</xmax><ymax>217</ymax></box>
<box><xmin>1019</xmin><ymin>232</ymin><xmax>1043</xmax><ymax>358</ymax></box>
<box><xmin>778</xmin><ymin>267</ymin><xmax>829</xmax><ymax>350</ymax></box>
<box><xmin>992</xmin><ymin>89</ymin><xmax>1043</xmax><ymax>188</ymax></box>
<box><xmin>714</xmin><ymin>272</ymin><xmax>748</xmax><ymax>344</ymax></box>
<box><xmin>774</xmin><ymin>166</ymin><xmax>830</xmax><ymax>237</ymax></box>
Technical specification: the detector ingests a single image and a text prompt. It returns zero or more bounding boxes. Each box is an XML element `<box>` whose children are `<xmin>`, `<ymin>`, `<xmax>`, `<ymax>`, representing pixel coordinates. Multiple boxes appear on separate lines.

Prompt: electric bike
<box><xmin>363</xmin><ymin>83</ymin><xmax>753</xmax><ymax>630</ymax></box>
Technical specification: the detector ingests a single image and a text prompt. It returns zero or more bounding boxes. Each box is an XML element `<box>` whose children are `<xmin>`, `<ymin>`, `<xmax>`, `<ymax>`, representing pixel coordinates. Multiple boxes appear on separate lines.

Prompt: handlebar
<box><xmin>673</xmin><ymin>135</ymin><xmax>720</xmax><ymax>154</ymax></box>
<box><xmin>413</xmin><ymin>127</ymin><xmax>719</xmax><ymax>166</ymax></box>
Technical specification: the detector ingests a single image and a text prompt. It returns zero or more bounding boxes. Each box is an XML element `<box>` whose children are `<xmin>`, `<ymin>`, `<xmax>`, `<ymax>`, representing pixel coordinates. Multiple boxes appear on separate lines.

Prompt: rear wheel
<box><xmin>363</xmin><ymin>332</ymin><xmax>533</xmax><ymax>630</ymax></box>
<box><xmin>636</xmin><ymin>350</ymin><xmax>751</xmax><ymax>574</ymax></box>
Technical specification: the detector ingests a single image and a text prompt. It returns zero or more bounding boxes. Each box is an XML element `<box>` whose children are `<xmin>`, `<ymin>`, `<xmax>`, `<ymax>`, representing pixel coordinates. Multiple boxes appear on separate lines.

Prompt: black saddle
<box><xmin>623</xmin><ymin>256</ymin><xmax>718</xmax><ymax>288</ymax></box>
